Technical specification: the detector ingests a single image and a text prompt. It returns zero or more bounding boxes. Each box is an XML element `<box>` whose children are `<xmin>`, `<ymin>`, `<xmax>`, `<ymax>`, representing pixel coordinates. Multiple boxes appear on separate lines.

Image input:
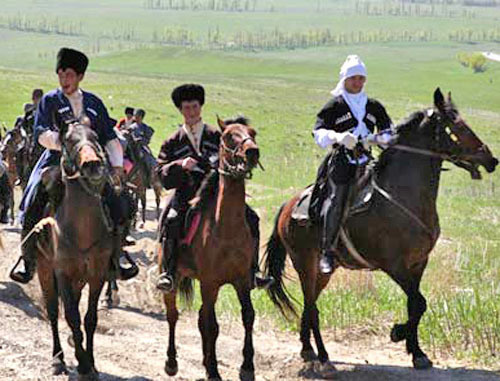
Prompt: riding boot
<box><xmin>251</xmin><ymin>246</ymin><xmax>274</xmax><ymax>290</ymax></box>
<box><xmin>246</xmin><ymin>205</ymin><xmax>274</xmax><ymax>289</ymax></box>
<box><xmin>111</xmin><ymin>226</ymin><xmax>139</xmax><ymax>281</ymax></box>
<box><xmin>157</xmin><ymin>237</ymin><xmax>178</xmax><ymax>293</ymax></box>
<box><xmin>319</xmin><ymin>183</ymin><xmax>351</xmax><ymax>275</ymax></box>
<box><xmin>9</xmin><ymin>186</ymin><xmax>49</xmax><ymax>284</ymax></box>
<box><xmin>9</xmin><ymin>217</ymin><xmax>40</xmax><ymax>284</ymax></box>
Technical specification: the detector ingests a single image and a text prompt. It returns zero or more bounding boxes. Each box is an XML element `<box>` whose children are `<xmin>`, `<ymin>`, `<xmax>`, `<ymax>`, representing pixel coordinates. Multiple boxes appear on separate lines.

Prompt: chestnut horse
<box><xmin>35</xmin><ymin>122</ymin><xmax>112</xmax><ymax>380</ymax></box>
<box><xmin>265</xmin><ymin>89</ymin><xmax>498</xmax><ymax>372</ymax></box>
<box><xmin>159</xmin><ymin>118</ymin><xmax>261</xmax><ymax>381</ymax></box>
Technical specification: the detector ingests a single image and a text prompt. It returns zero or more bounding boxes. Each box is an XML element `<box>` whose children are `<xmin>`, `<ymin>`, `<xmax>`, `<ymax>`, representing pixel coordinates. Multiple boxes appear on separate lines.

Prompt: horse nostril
<box><xmin>487</xmin><ymin>158</ymin><xmax>499</xmax><ymax>173</ymax></box>
<box><xmin>245</xmin><ymin>148</ymin><xmax>259</xmax><ymax>166</ymax></box>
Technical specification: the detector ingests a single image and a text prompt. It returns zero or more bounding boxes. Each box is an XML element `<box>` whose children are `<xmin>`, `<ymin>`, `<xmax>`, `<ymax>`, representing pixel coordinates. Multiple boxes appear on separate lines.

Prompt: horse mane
<box><xmin>190</xmin><ymin>169</ymin><xmax>219</xmax><ymax>213</ymax></box>
<box><xmin>224</xmin><ymin>115</ymin><xmax>250</xmax><ymax>126</ymax></box>
<box><xmin>375</xmin><ymin>110</ymin><xmax>426</xmax><ymax>173</ymax></box>
<box><xmin>189</xmin><ymin>115</ymin><xmax>251</xmax><ymax>213</ymax></box>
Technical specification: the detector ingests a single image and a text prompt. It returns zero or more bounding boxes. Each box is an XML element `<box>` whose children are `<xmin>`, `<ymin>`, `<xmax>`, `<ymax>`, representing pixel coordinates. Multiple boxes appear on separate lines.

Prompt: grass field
<box><xmin>0</xmin><ymin>0</ymin><xmax>499</xmax><ymax>368</ymax></box>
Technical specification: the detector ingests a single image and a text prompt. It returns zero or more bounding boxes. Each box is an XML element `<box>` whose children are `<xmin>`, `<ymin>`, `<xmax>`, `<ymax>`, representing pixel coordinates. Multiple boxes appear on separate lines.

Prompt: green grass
<box><xmin>0</xmin><ymin>0</ymin><xmax>499</xmax><ymax>367</ymax></box>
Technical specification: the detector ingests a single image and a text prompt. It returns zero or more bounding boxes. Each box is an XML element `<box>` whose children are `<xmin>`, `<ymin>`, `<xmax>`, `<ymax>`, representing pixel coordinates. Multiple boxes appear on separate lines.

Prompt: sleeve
<box><xmin>144</xmin><ymin>124</ymin><xmax>154</xmax><ymax>145</ymax></box>
<box><xmin>374</xmin><ymin>101</ymin><xmax>393</xmax><ymax>132</ymax></box>
<box><xmin>95</xmin><ymin>98</ymin><xmax>118</xmax><ymax>145</ymax></box>
<box><xmin>312</xmin><ymin>98</ymin><xmax>341</xmax><ymax>148</ymax></box>
<box><xmin>34</xmin><ymin>94</ymin><xmax>55</xmax><ymax>145</ymax></box>
<box><xmin>156</xmin><ymin>138</ymin><xmax>186</xmax><ymax>190</ymax></box>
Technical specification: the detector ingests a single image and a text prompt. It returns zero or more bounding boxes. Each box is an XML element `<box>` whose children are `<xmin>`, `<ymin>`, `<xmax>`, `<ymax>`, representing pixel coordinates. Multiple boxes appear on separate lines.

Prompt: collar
<box><xmin>182</xmin><ymin>119</ymin><xmax>204</xmax><ymax>153</ymax></box>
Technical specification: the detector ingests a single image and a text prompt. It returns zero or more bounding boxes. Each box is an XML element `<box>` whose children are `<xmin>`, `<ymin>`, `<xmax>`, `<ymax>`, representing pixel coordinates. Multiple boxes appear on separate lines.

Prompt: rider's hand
<box><xmin>111</xmin><ymin>166</ymin><xmax>124</xmax><ymax>193</ymax></box>
<box><xmin>181</xmin><ymin>157</ymin><xmax>198</xmax><ymax>171</ymax></box>
<box><xmin>337</xmin><ymin>132</ymin><xmax>357</xmax><ymax>150</ymax></box>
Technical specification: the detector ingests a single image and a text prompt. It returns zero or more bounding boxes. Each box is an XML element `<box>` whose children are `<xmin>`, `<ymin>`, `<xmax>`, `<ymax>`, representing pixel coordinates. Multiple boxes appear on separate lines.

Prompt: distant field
<box><xmin>0</xmin><ymin>0</ymin><xmax>499</xmax><ymax>367</ymax></box>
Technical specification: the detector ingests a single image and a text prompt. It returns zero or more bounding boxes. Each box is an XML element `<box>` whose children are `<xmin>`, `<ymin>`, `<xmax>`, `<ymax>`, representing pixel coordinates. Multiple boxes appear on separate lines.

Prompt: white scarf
<box><xmin>331</xmin><ymin>55</ymin><xmax>369</xmax><ymax>139</ymax></box>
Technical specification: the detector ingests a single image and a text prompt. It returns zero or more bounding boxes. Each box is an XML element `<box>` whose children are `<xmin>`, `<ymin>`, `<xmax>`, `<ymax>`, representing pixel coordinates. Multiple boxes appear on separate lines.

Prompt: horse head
<box><xmin>60</xmin><ymin>119</ymin><xmax>107</xmax><ymax>191</ymax></box>
<box><xmin>1</xmin><ymin>127</ymin><xmax>27</xmax><ymax>158</ymax></box>
<box><xmin>396</xmin><ymin>88</ymin><xmax>497</xmax><ymax>179</ymax></box>
<box><xmin>217</xmin><ymin>115</ymin><xmax>260</xmax><ymax>179</ymax></box>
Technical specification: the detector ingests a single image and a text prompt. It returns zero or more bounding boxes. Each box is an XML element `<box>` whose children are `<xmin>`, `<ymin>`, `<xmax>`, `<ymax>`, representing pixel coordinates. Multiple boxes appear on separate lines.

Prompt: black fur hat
<box><xmin>124</xmin><ymin>107</ymin><xmax>134</xmax><ymax>115</ymax></box>
<box><xmin>55</xmin><ymin>48</ymin><xmax>89</xmax><ymax>74</ymax></box>
<box><xmin>171</xmin><ymin>84</ymin><xmax>205</xmax><ymax>109</ymax></box>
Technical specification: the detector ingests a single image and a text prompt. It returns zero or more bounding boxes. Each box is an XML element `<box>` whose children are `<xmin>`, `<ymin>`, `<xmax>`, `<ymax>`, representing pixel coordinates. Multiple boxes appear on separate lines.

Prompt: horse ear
<box><xmin>216</xmin><ymin>114</ymin><xmax>226</xmax><ymax>132</ymax></box>
<box><xmin>447</xmin><ymin>91</ymin><xmax>452</xmax><ymax>103</ymax></box>
<box><xmin>434</xmin><ymin>88</ymin><xmax>445</xmax><ymax>110</ymax></box>
<box><xmin>248</xmin><ymin>127</ymin><xmax>257</xmax><ymax>139</ymax></box>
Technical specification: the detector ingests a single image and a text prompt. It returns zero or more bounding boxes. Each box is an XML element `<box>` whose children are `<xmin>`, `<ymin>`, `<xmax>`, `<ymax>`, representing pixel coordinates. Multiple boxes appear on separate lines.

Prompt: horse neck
<box><xmin>215</xmin><ymin>174</ymin><xmax>246</xmax><ymax>227</ymax></box>
<box><xmin>378</xmin><ymin>148</ymin><xmax>443</xmax><ymax>214</ymax></box>
<box><xmin>59</xmin><ymin>180</ymin><xmax>107</xmax><ymax>236</ymax></box>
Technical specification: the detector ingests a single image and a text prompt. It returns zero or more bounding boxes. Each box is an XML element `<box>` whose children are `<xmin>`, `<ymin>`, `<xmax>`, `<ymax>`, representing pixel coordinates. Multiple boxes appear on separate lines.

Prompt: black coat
<box><xmin>313</xmin><ymin>95</ymin><xmax>392</xmax><ymax>134</ymax></box>
<box><xmin>156</xmin><ymin>124</ymin><xmax>220</xmax><ymax>205</ymax></box>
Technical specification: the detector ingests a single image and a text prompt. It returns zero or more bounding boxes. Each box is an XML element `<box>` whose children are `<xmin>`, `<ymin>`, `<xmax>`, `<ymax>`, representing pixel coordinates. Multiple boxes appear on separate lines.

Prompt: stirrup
<box><xmin>118</xmin><ymin>263</ymin><xmax>139</xmax><ymax>281</ymax></box>
<box><xmin>156</xmin><ymin>273</ymin><xmax>175</xmax><ymax>293</ymax></box>
<box><xmin>253</xmin><ymin>274</ymin><xmax>275</xmax><ymax>290</ymax></box>
<box><xmin>9</xmin><ymin>258</ymin><xmax>35</xmax><ymax>284</ymax></box>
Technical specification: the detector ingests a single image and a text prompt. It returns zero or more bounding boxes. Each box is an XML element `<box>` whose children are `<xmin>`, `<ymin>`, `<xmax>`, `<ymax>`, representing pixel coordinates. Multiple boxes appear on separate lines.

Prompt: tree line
<box><xmin>143</xmin><ymin>0</ymin><xmax>264</xmax><ymax>12</ymax></box>
<box><xmin>354</xmin><ymin>0</ymin><xmax>477</xmax><ymax>17</ymax></box>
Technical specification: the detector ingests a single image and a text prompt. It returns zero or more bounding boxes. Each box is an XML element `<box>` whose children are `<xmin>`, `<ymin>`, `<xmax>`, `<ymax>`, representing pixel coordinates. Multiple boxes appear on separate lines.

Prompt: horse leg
<box><xmin>59</xmin><ymin>278</ymin><xmax>93</xmax><ymax>377</ymax></box>
<box><xmin>9</xmin><ymin>189</ymin><xmax>14</xmax><ymax>224</ymax></box>
<box><xmin>163</xmin><ymin>291</ymin><xmax>179</xmax><ymax>376</ymax></box>
<box><xmin>85</xmin><ymin>277</ymin><xmax>105</xmax><ymax>375</ymax></box>
<box><xmin>310</xmin><ymin>273</ymin><xmax>332</xmax><ymax>365</ymax></box>
<box><xmin>38</xmin><ymin>266</ymin><xmax>66</xmax><ymax>375</ymax></box>
<box><xmin>389</xmin><ymin>263</ymin><xmax>432</xmax><ymax>369</ymax></box>
<box><xmin>105</xmin><ymin>277</ymin><xmax>119</xmax><ymax>308</ymax></box>
<box><xmin>297</xmin><ymin>268</ymin><xmax>317</xmax><ymax>362</ymax></box>
<box><xmin>140</xmin><ymin>190</ymin><xmax>146</xmax><ymax>228</ymax></box>
<box><xmin>198</xmin><ymin>283</ymin><xmax>221</xmax><ymax>380</ymax></box>
<box><xmin>235</xmin><ymin>284</ymin><xmax>255</xmax><ymax>381</ymax></box>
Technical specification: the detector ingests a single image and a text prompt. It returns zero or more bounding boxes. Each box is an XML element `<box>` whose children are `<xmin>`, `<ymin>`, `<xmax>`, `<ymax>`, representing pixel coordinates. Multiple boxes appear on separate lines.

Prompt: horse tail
<box><xmin>178</xmin><ymin>277</ymin><xmax>194</xmax><ymax>307</ymax></box>
<box><xmin>264</xmin><ymin>204</ymin><xmax>297</xmax><ymax>318</ymax></box>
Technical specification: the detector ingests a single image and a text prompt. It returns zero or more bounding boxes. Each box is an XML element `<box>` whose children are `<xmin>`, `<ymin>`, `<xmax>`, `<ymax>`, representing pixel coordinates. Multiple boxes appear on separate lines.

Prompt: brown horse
<box><xmin>35</xmin><ymin>122</ymin><xmax>112</xmax><ymax>380</ymax></box>
<box><xmin>159</xmin><ymin>117</ymin><xmax>261</xmax><ymax>381</ymax></box>
<box><xmin>0</xmin><ymin>127</ymin><xmax>29</xmax><ymax>223</ymax></box>
<box><xmin>123</xmin><ymin>131</ymin><xmax>162</xmax><ymax>228</ymax></box>
<box><xmin>264</xmin><ymin>89</ymin><xmax>498</xmax><ymax>373</ymax></box>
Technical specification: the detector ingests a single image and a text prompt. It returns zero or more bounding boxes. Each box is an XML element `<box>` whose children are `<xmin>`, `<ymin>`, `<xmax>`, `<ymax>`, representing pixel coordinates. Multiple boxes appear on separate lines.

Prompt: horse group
<box><xmin>7</xmin><ymin>89</ymin><xmax>499</xmax><ymax>381</ymax></box>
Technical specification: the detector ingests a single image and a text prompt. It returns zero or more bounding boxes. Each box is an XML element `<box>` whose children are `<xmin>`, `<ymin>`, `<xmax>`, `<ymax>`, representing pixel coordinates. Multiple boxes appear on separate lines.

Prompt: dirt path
<box><xmin>0</xmin><ymin>191</ymin><xmax>498</xmax><ymax>381</ymax></box>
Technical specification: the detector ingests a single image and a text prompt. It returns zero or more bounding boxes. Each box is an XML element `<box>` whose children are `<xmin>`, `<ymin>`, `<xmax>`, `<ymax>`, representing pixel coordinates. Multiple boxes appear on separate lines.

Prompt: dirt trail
<box><xmin>0</xmin><ymin>191</ymin><xmax>498</xmax><ymax>381</ymax></box>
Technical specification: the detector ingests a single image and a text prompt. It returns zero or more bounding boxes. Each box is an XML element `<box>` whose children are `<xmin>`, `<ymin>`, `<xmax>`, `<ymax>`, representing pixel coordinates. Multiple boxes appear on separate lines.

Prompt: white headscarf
<box><xmin>331</xmin><ymin>55</ymin><xmax>369</xmax><ymax>138</ymax></box>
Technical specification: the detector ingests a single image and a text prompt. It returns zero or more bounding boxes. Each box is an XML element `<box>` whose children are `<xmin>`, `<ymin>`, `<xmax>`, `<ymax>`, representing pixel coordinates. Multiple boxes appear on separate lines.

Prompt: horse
<box><xmin>264</xmin><ymin>88</ymin><xmax>498</xmax><ymax>373</ymax></box>
<box><xmin>0</xmin><ymin>127</ymin><xmax>30</xmax><ymax>223</ymax></box>
<box><xmin>159</xmin><ymin>117</ymin><xmax>261</xmax><ymax>381</ymax></box>
<box><xmin>123</xmin><ymin>131</ymin><xmax>162</xmax><ymax>229</ymax></box>
<box><xmin>34</xmin><ymin>121</ymin><xmax>113</xmax><ymax>380</ymax></box>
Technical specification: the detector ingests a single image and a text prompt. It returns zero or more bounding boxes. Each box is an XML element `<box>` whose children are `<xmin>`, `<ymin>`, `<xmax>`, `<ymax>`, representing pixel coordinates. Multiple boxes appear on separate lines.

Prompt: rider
<box><xmin>22</xmin><ymin>89</ymin><xmax>44</xmax><ymax>136</ymax></box>
<box><xmin>313</xmin><ymin>55</ymin><xmax>393</xmax><ymax>274</ymax></box>
<box><xmin>0</xmin><ymin>150</ymin><xmax>9</xmax><ymax>224</ymax></box>
<box><xmin>10</xmin><ymin>47</ymin><xmax>138</xmax><ymax>284</ymax></box>
<box><xmin>155</xmin><ymin>83</ymin><xmax>273</xmax><ymax>292</ymax></box>
<box><xmin>125</xmin><ymin>108</ymin><xmax>157</xmax><ymax>185</ymax></box>
<box><xmin>116</xmin><ymin>106</ymin><xmax>135</xmax><ymax>130</ymax></box>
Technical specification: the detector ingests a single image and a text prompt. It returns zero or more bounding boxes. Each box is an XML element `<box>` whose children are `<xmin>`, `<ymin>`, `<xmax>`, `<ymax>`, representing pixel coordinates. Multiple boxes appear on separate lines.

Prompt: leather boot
<box><xmin>111</xmin><ymin>227</ymin><xmax>139</xmax><ymax>281</ymax></box>
<box><xmin>157</xmin><ymin>237</ymin><xmax>177</xmax><ymax>293</ymax></box>
<box><xmin>319</xmin><ymin>183</ymin><xmax>351</xmax><ymax>275</ymax></box>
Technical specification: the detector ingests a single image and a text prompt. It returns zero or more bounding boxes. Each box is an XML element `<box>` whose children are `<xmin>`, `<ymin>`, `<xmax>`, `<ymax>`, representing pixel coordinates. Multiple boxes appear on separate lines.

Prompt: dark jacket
<box><xmin>313</xmin><ymin>95</ymin><xmax>392</xmax><ymax>134</ymax></box>
<box><xmin>156</xmin><ymin>124</ymin><xmax>220</xmax><ymax>205</ymax></box>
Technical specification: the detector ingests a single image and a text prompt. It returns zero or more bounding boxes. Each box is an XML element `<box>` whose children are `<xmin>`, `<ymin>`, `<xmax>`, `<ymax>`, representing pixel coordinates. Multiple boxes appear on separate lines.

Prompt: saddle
<box><xmin>291</xmin><ymin>168</ymin><xmax>376</xmax><ymax>270</ymax></box>
<box><xmin>291</xmin><ymin>170</ymin><xmax>374</xmax><ymax>224</ymax></box>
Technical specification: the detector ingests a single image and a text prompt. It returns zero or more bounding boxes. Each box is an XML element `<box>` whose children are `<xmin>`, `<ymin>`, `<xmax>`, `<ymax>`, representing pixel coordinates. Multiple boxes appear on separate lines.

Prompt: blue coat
<box><xmin>19</xmin><ymin>88</ymin><xmax>117</xmax><ymax>219</ymax></box>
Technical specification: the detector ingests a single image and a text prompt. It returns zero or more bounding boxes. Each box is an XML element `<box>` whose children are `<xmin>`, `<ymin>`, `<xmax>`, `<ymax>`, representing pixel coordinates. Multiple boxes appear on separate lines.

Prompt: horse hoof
<box><xmin>239</xmin><ymin>368</ymin><xmax>255</xmax><ymax>381</ymax></box>
<box><xmin>51</xmin><ymin>358</ymin><xmax>67</xmax><ymax>375</ymax></box>
<box><xmin>413</xmin><ymin>355</ymin><xmax>433</xmax><ymax>370</ymax></box>
<box><xmin>164</xmin><ymin>359</ymin><xmax>178</xmax><ymax>376</ymax></box>
<box><xmin>313</xmin><ymin>360</ymin><xmax>336</xmax><ymax>379</ymax></box>
<box><xmin>300</xmin><ymin>349</ymin><xmax>318</xmax><ymax>362</ymax></box>
<box><xmin>390</xmin><ymin>323</ymin><xmax>407</xmax><ymax>343</ymax></box>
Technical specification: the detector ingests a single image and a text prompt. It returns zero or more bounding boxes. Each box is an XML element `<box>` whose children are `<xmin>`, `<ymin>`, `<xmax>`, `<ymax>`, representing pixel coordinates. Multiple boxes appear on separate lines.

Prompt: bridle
<box><xmin>219</xmin><ymin>134</ymin><xmax>260</xmax><ymax>180</ymax></box>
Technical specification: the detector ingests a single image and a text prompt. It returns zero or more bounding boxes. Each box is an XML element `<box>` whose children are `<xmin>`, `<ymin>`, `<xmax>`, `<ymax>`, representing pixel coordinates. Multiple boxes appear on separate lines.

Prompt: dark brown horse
<box><xmin>1</xmin><ymin>127</ymin><xmax>30</xmax><ymax>223</ymax></box>
<box><xmin>159</xmin><ymin>118</ymin><xmax>261</xmax><ymax>381</ymax></box>
<box><xmin>35</xmin><ymin>122</ymin><xmax>112</xmax><ymax>380</ymax></box>
<box><xmin>123</xmin><ymin>131</ymin><xmax>162</xmax><ymax>228</ymax></box>
<box><xmin>264</xmin><ymin>89</ymin><xmax>498</xmax><ymax>373</ymax></box>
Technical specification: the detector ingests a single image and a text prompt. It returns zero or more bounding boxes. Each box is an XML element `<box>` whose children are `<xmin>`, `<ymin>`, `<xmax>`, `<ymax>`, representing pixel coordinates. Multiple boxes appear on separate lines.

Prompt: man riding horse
<box><xmin>156</xmin><ymin>83</ymin><xmax>273</xmax><ymax>292</ymax></box>
<box><xmin>313</xmin><ymin>55</ymin><xmax>394</xmax><ymax>274</ymax></box>
<box><xmin>10</xmin><ymin>47</ymin><xmax>138</xmax><ymax>284</ymax></box>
